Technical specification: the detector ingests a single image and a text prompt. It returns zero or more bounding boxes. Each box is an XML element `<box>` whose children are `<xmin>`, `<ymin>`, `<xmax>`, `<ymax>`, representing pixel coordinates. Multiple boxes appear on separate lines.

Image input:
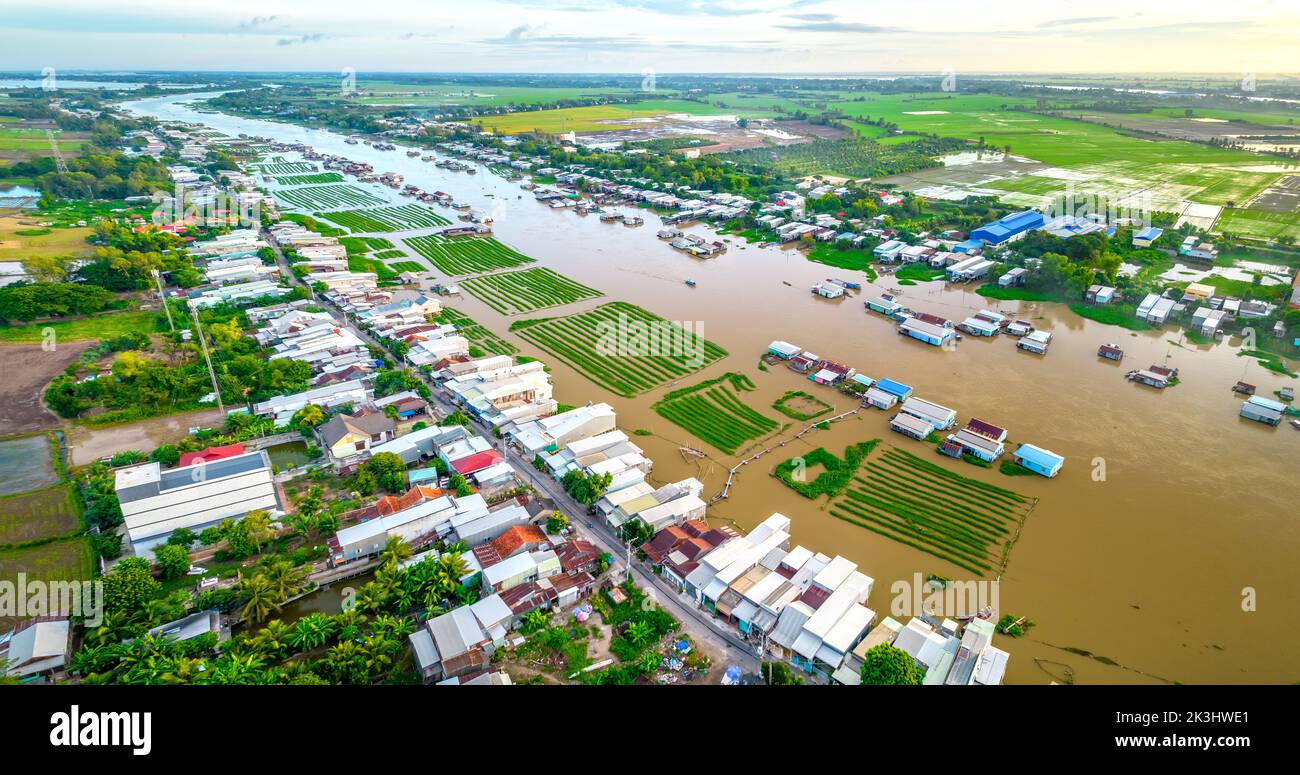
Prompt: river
<box><xmin>123</xmin><ymin>93</ymin><xmax>1299</xmax><ymax>684</ymax></box>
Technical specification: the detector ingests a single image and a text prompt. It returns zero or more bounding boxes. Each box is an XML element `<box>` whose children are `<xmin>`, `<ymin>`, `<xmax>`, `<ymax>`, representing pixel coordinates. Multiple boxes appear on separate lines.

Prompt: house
<box><xmin>115</xmin><ymin>451</ymin><xmax>280</xmax><ymax>557</ymax></box>
<box><xmin>874</xmin><ymin>379</ymin><xmax>913</xmax><ymax>402</ymax></box>
<box><xmin>873</xmin><ymin>239</ymin><xmax>906</xmax><ymax>261</ymax></box>
<box><xmin>947</xmin><ymin>418</ymin><xmax>1008</xmax><ymax>462</ymax></box>
<box><xmin>1086</xmin><ymin>285</ymin><xmax>1116</xmax><ymax>304</ymax></box>
<box><xmin>1127</xmin><ymin>365</ymin><xmax>1174</xmax><ymax>389</ymax></box>
<box><xmin>1190</xmin><ymin>307</ymin><xmax>1228</xmax><ymax>337</ymax></box>
<box><xmin>1179</xmin><ymin>235</ymin><xmax>1218</xmax><ymax>262</ymax></box>
<box><xmin>864</xmin><ymin>296</ymin><xmax>904</xmax><ymax>316</ymax></box>
<box><xmin>1132</xmin><ymin>226</ymin><xmax>1163</xmax><ymax>248</ymax></box>
<box><xmin>146</xmin><ymin>610</ymin><xmax>226</xmax><ymax>645</ymax></box>
<box><xmin>1012</xmin><ymin>443</ymin><xmax>1064</xmax><ymax>478</ymax></box>
<box><xmin>863</xmin><ymin>386</ymin><xmax>898</xmax><ymax>410</ymax></box>
<box><xmin>1240</xmin><ymin>395</ymin><xmax>1285</xmax><ymax>426</ymax></box>
<box><xmin>768</xmin><ymin>340</ymin><xmax>802</xmax><ymax>360</ymax></box>
<box><xmin>1017</xmin><ymin>330</ymin><xmax>1052</xmax><ymax>354</ymax></box>
<box><xmin>897</xmin><ymin>397</ymin><xmax>957</xmax><ymax>431</ymax></box>
<box><xmin>889</xmin><ymin>412</ymin><xmax>933</xmax><ymax>440</ymax></box>
<box><xmin>1183</xmin><ymin>282</ymin><xmax>1215</xmax><ymax>302</ymax></box>
<box><xmin>409</xmin><ymin>605</ymin><xmax>493</xmax><ymax>683</ymax></box>
<box><xmin>812</xmin><ymin>282</ymin><xmax>845</xmax><ymax>299</ymax></box>
<box><xmin>1098</xmin><ymin>343</ymin><xmax>1124</xmax><ymax>361</ymax></box>
<box><xmin>958</xmin><ymin>314</ymin><xmax>1000</xmax><ymax>337</ymax></box>
<box><xmin>317</xmin><ymin>409</ymin><xmax>397</xmax><ymax>466</ymax></box>
<box><xmin>900</xmin><ymin>317</ymin><xmax>955</xmax><ymax>347</ymax></box>
<box><xmin>1</xmin><ymin>618</ymin><xmax>72</xmax><ymax>680</ymax></box>
<box><xmin>998</xmin><ymin>267</ymin><xmax>1028</xmax><ymax>287</ymax></box>
<box><xmin>970</xmin><ymin>210</ymin><xmax>1045</xmax><ymax>246</ymax></box>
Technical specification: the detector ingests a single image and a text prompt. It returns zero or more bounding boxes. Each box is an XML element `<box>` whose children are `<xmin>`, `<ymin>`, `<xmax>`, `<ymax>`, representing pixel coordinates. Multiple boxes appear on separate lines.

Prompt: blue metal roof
<box><xmin>1134</xmin><ymin>226</ymin><xmax>1163</xmax><ymax>240</ymax></box>
<box><xmin>971</xmin><ymin>210</ymin><xmax>1045</xmax><ymax>243</ymax></box>
<box><xmin>875</xmin><ymin>378</ymin><xmax>912</xmax><ymax>398</ymax></box>
<box><xmin>1015</xmin><ymin>443</ymin><xmax>1063</xmax><ymax>468</ymax></box>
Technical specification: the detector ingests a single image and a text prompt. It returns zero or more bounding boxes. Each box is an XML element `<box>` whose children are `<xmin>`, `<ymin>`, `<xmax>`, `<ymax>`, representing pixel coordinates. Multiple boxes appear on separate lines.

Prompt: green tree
<box><xmin>546</xmin><ymin>512</ymin><xmax>569</xmax><ymax>535</ymax></box>
<box><xmin>154</xmin><ymin>543</ymin><xmax>191</xmax><ymax>580</ymax></box>
<box><xmin>364</xmin><ymin>452</ymin><xmax>408</xmax><ymax>493</ymax></box>
<box><xmin>762</xmin><ymin>661</ymin><xmax>804</xmax><ymax>685</ymax></box>
<box><xmin>859</xmin><ymin>643</ymin><xmax>924</xmax><ymax>686</ymax></box>
<box><xmin>239</xmin><ymin>574</ymin><xmax>281</xmax><ymax>624</ymax></box>
<box><xmin>102</xmin><ymin>557</ymin><xmax>161</xmax><ymax>614</ymax></box>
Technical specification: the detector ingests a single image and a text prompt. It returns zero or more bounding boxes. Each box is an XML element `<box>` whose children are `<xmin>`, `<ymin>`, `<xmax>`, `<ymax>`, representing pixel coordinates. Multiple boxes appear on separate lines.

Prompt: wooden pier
<box><xmin>711</xmin><ymin>407</ymin><xmax>862</xmax><ymax>502</ymax></box>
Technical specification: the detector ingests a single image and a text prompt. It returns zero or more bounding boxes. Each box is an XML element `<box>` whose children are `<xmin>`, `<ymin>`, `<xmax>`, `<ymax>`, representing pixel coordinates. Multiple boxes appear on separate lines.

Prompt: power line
<box><xmin>189</xmin><ymin>302</ymin><xmax>224</xmax><ymax>414</ymax></box>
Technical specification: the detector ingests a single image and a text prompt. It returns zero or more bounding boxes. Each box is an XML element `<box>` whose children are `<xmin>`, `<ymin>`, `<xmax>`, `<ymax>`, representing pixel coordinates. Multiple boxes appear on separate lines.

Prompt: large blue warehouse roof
<box><xmin>971</xmin><ymin>210</ymin><xmax>1045</xmax><ymax>244</ymax></box>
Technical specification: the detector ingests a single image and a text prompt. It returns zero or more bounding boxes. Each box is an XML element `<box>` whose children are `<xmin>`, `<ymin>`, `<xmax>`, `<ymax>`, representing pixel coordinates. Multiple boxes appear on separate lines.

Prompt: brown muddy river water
<box><xmin>127</xmin><ymin>94</ymin><xmax>1299</xmax><ymax>684</ymax></box>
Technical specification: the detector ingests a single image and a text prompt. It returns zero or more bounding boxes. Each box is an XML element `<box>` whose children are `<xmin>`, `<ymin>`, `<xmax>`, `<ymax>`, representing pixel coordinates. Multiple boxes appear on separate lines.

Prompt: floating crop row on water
<box><xmin>386</xmin><ymin>259</ymin><xmax>422</xmax><ymax>271</ymax></box>
<box><xmin>274</xmin><ymin>184</ymin><xmax>386</xmax><ymax>210</ymax></box>
<box><xmin>317</xmin><ymin>205</ymin><xmax>451</xmax><ymax>233</ymax></box>
<box><xmin>514</xmin><ymin>301</ymin><xmax>727</xmax><ymax>397</ymax></box>
<box><xmin>438</xmin><ymin>309</ymin><xmax>518</xmax><ymax>356</ymax></box>
<box><xmin>829</xmin><ymin>445</ymin><xmax>1034</xmax><ymax>576</ymax></box>
<box><xmin>270</xmin><ymin>172</ymin><xmax>344</xmax><ymax>186</ymax></box>
<box><xmin>772</xmin><ymin>389</ymin><xmax>833</xmax><ymax>421</ymax></box>
<box><xmin>652</xmin><ymin>372</ymin><xmax>777</xmax><ymax>455</ymax></box>
<box><xmin>774</xmin><ymin>440</ymin><xmax>880</xmax><ymax>500</ymax></box>
<box><xmin>460</xmin><ymin>267</ymin><xmax>603</xmax><ymax>315</ymax></box>
<box><xmin>252</xmin><ymin>161</ymin><xmax>317</xmax><ymax>175</ymax></box>
<box><xmin>405</xmin><ymin>234</ymin><xmax>536</xmax><ymax>275</ymax></box>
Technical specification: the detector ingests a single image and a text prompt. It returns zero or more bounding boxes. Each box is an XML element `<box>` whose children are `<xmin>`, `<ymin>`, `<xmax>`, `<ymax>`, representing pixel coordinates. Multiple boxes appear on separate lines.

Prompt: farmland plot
<box><xmin>829</xmin><ymin>446</ymin><xmax>1034</xmax><ymax>576</ymax></box>
<box><xmin>405</xmin><ymin>234</ymin><xmax>535</xmax><ymax>275</ymax></box>
<box><xmin>274</xmin><ymin>184</ymin><xmax>386</xmax><ymax>210</ymax></box>
<box><xmin>653</xmin><ymin>373</ymin><xmax>779</xmax><ymax>455</ymax></box>
<box><xmin>270</xmin><ymin>172</ymin><xmax>344</xmax><ymax>185</ymax></box>
<box><xmin>439</xmin><ymin>309</ymin><xmax>518</xmax><ymax>355</ymax></box>
<box><xmin>460</xmin><ymin>267</ymin><xmax>603</xmax><ymax>315</ymax></box>
<box><xmin>514</xmin><ymin>302</ymin><xmax>727</xmax><ymax>397</ymax></box>
<box><xmin>317</xmin><ymin>205</ymin><xmax>451</xmax><ymax>232</ymax></box>
<box><xmin>253</xmin><ymin>161</ymin><xmax>317</xmax><ymax>175</ymax></box>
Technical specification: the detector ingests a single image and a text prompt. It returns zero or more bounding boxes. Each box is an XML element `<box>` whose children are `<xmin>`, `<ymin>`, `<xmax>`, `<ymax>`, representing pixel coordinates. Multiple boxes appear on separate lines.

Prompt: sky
<box><xmin>1</xmin><ymin>0</ymin><xmax>1298</xmax><ymax>75</ymax></box>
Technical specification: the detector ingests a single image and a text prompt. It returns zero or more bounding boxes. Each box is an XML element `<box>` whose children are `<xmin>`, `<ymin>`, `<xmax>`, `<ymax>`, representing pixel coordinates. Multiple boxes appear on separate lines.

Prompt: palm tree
<box><xmin>263</xmin><ymin>559</ymin><xmax>308</xmax><ymax>601</ymax></box>
<box><xmin>379</xmin><ymin>535</ymin><xmax>412</xmax><ymax>568</ymax></box>
<box><xmin>253</xmin><ymin>619</ymin><xmax>293</xmax><ymax>659</ymax></box>
<box><xmin>243</xmin><ymin>509</ymin><xmax>274</xmax><ymax>548</ymax></box>
<box><xmin>239</xmin><ymin>574</ymin><xmax>282</xmax><ymax>623</ymax></box>
<box><xmin>288</xmin><ymin>612</ymin><xmax>337</xmax><ymax>653</ymax></box>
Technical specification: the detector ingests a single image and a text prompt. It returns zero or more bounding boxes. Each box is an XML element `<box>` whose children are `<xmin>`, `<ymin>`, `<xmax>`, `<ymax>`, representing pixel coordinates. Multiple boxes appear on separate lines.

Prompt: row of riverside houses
<box><xmin>640</xmin><ymin>511</ymin><xmax>1012</xmax><ymax>684</ymax></box>
<box><xmin>766</xmin><ymin>339</ymin><xmax>1065</xmax><ymax>477</ymax></box>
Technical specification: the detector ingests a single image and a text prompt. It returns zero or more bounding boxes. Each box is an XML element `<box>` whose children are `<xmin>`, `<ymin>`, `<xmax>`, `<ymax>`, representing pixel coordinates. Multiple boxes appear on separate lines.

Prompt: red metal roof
<box><xmin>178</xmin><ymin>444</ymin><xmax>245</xmax><ymax>468</ymax></box>
<box><xmin>451</xmin><ymin>450</ymin><xmax>504</xmax><ymax>475</ymax></box>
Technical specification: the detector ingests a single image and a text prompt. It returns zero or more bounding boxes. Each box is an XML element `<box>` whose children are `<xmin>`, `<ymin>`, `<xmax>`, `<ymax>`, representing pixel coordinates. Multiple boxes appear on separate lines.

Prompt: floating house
<box><xmin>1098</xmin><ymin>343</ymin><xmax>1124</xmax><ymax>361</ymax></box>
<box><xmin>790</xmin><ymin>352</ymin><xmax>819</xmax><ymax>372</ymax></box>
<box><xmin>812</xmin><ymin>282</ymin><xmax>846</xmax><ymax>299</ymax></box>
<box><xmin>1017</xmin><ymin>330</ymin><xmax>1052</xmax><ymax>354</ymax></box>
<box><xmin>947</xmin><ymin>418</ymin><xmax>1008</xmax><ymax>462</ymax></box>
<box><xmin>1127</xmin><ymin>367</ymin><xmax>1172</xmax><ymax>389</ymax></box>
<box><xmin>1005</xmin><ymin>320</ymin><xmax>1033</xmax><ymax>337</ymax></box>
<box><xmin>768</xmin><ymin>340</ymin><xmax>802</xmax><ymax>360</ymax></box>
<box><xmin>1012</xmin><ymin>443</ymin><xmax>1064</xmax><ymax>478</ymax></box>
<box><xmin>864</xmin><ymin>296</ymin><xmax>904</xmax><ymax>316</ymax></box>
<box><xmin>898</xmin><ymin>397</ymin><xmax>958</xmax><ymax>432</ymax></box>
<box><xmin>1240</xmin><ymin>395</ymin><xmax>1285</xmax><ymax>426</ymax></box>
<box><xmin>900</xmin><ymin>318</ymin><xmax>955</xmax><ymax>347</ymax></box>
<box><xmin>864</xmin><ymin>387</ymin><xmax>898</xmax><ymax>410</ymax></box>
<box><xmin>958</xmin><ymin>314</ymin><xmax>1000</xmax><ymax>337</ymax></box>
<box><xmin>874</xmin><ymin>379</ymin><xmax>913</xmax><ymax>402</ymax></box>
<box><xmin>889</xmin><ymin>412</ymin><xmax>934</xmax><ymax>441</ymax></box>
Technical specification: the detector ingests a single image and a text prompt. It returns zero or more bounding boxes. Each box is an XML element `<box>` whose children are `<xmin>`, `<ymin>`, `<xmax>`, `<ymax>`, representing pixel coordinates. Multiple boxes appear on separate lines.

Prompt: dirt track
<box><xmin>0</xmin><ymin>342</ymin><xmax>92</xmax><ymax>436</ymax></box>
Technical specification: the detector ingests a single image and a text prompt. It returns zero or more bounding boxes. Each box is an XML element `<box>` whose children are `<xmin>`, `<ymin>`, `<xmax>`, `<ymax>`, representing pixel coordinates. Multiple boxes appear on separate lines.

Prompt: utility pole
<box><xmin>189</xmin><ymin>302</ymin><xmax>224</xmax><ymax>414</ymax></box>
<box><xmin>152</xmin><ymin>269</ymin><xmax>174</xmax><ymax>332</ymax></box>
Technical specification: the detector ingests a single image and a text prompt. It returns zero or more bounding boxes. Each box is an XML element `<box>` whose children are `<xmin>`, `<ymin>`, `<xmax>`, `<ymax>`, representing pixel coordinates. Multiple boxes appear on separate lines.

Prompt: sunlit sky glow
<box><xmin>2</xmin><ymin>0</ymin><xmax>1297</xmax><ymax>75</ymax></box>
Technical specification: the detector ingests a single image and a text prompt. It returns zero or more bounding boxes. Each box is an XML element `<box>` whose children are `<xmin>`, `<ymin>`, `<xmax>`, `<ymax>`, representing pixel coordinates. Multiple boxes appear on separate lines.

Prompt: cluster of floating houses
<box><xmin>860</xmin><ymin>293</ymin><xmax>1054</xmax><ymax>355</ymax></box>
<box><xmin>766</xmin><ymin>340</ymin><xmax>1065</xmax><ymax>477</ymax></box>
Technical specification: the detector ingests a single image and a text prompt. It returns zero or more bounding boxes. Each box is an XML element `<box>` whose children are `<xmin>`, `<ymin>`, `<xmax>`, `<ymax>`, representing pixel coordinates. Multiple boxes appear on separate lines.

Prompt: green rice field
<box><xmin>275</xmin><ymin>184</ymin><xmax>386</xmax><ymax>210</ymax></box>
<box><xmin>405</xmin><ymin>234</ymin><xmax>535</xmax><ymax>275</ymax></box>
<box><xmin>0</xmin><ymin>484</ymin><xmax>80</xmax><ymax>546</ymax></box>
<box><xmin>460</xmin><ymin>267</ymin><xmax>603</xmax><ymax>315</ymax></box>
<box><xmin>317</xmin><ymin>204</ymin><xmax>452</xmax><ymax>232</ymax></box>
<box><xmin>253</xmin><ymin>161</ymin><xmax>317</xmax><ymax>175</ymax></box>
<box><xmin>386</xmin><ymin>260</ymin><xmax>421</xmax><ymax>271</ymax></box>
<box><xmin>1214</xmin><ymin>208</ymin><xmax>1300</xmax><ymax>241</ymax></box>
<box><xmin>270</xmin><ymin>172</ymin><xmax>344</xmax><ymax>185</ymax></box>
<box><xmin>0</xmin><ymin>539</ymin><xmax>93</xmax><ymax>631</ymax></box>
<box><xmin>438</xmin><ymin>308</ymin><xmax>518</xmax><ymax>356</ymax></box>
<box><xmin>830</xmin><ymin>445</ymin><xmax>1034</xmax><ymax>576</ymax></box>
<box><xmin>774</xmin><ymin>441</ymin><xmax>879</xmax><ymax>500</ymax></box>
<box><xmin>653</xmin><ymin>373</ymin><xmax>779</xmax><ymax>455</ymax></box>
<box><xmin>513</xmin><ymin>301</ymin><xmax>728</xmax><ymax>397</ymax></box>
